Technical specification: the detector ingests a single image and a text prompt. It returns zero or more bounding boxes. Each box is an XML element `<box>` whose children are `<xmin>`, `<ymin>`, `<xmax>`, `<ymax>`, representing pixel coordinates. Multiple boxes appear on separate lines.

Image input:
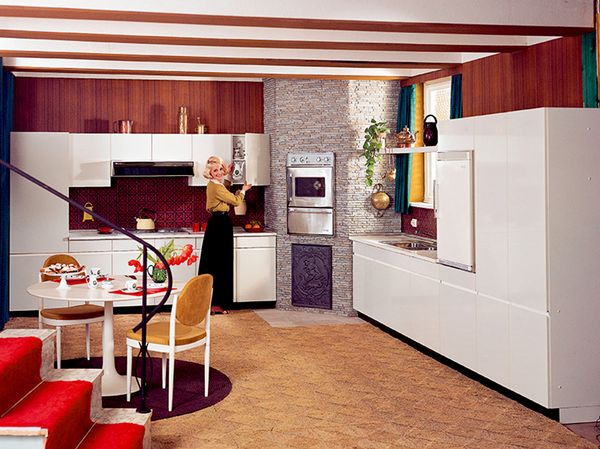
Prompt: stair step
<box><xmin>0</xmin><ymin>380</ymin><xmax>94</xmax><ymax>449</ymax></box>
<box><xmin>0</xmin><ymin>337</ymin><xmax>42</xmax><ymax>415</ymax></box>
<box><xmin>95</xmin><ymin>409</ymin><xmax>152</xmax><ymax>449</ymax></box>
<box><xmin>0</xmin><ymin>329</ymin><xmax>56</xmax><ymax>379</ymax></box>
<box><xmin>78</xmin><ymin>423</ymin><xmax>146</xmax><ymax>449</ymax></box>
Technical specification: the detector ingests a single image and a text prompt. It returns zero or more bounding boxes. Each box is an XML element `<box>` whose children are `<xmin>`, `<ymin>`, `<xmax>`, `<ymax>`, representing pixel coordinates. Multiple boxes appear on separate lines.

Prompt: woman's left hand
<box><xmin>242</xmin><ymin>182</ymin><xmax>252</xmax><ymax>192</ymax></box>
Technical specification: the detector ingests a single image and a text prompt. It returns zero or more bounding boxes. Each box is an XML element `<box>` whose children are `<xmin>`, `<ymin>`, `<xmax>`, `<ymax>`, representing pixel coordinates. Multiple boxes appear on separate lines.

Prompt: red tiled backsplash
<box><xmin>69</xmin><ymin>177</ymin><xmax>265</xmax><ymax>230</ymax></box>
<box><xmin>401</xmin><ymin>206</ymin><xmax>437</xmax><ymax>239</ymax></box>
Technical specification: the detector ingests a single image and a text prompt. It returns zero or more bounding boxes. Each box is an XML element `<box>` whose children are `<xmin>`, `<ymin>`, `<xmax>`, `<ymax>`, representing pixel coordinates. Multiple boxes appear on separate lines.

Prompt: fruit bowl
<box><xmin>243</xmin><ymin>220</ymin><xmax>264</xmax><ymax>232</ymax></box>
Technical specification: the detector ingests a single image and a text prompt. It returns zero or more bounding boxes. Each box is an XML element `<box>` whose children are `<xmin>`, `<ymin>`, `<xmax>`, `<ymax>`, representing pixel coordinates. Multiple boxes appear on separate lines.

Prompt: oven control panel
<box><xmin>287</xmin><ymin>152</ymin><xmax>334</xmax><ymax>166</ymax></box>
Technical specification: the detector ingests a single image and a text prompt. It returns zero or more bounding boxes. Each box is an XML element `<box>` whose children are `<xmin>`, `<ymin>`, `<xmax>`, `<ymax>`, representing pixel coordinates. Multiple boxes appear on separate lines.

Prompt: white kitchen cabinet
<box><xmin>110</xmin><ymin>134</ymin><xmax>152</xmax><ymax>161</ymax></box>
<box><xmin>474</xmin><ymin>115</ymin><xmax>508</xmax><ymax>301</ymax></box>
<box><xmin>10</xmin><ymin>254</ymin><xmax>69</xmax><ymax>311</ymax></box>
<box><xmin>234</xmin><ymin>235</ymin><xmax>276</xmax><ymax>302</ymax></box>
<box><xmin>476</xmin><ymin>293</ymin><xmax>510</xmax><ymax>388</ymax></box>
<box><xmin>70</xmin><ymin>134</ymin><xmax>111</xmax><ymax>187</ymax></box>
<box><xmin>441</xmin><ymin>108</ymin><xmax>600</xmax><ymax>422</ymax></box>
<box><xmin>509</xmin><ymin>305</ymin><xmax>549</xmax><ymax>407</ymax></box>
<box><xmin>439</xmin><ymin>282</ymin><xmax>477</xmax><ymax>371</ymax></box>
<box><xmin>152</xmin><ymin>134</ymin><xmax>192</xmax><ymax>161</ymax></box>
<box><xmin>10</xmin><ymin>132</ymin><xmax>70</xmax><ymax>254</ymax></box>
<box><xmin>190</xmin><ymin>134</ymin><xmax>232</xmax><ymax>186</ymax></box>
<box><xmin>244</xmin><ymin>133</ymin><xmax>270</xmax><ymax>186</ymax></box>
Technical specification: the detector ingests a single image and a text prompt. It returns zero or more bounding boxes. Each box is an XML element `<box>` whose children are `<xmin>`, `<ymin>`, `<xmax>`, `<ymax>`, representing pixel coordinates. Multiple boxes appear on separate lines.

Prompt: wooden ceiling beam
<box><xmin>0</xmin><ymin>6</ymin><xmax>591</xmax><ymax>36</ymax></box>
<box><xmin>4</xmin><ymin>65</ymin><xmax>406</xmax><ymax>80</ymax></box>
<box><xmin>0</xmin><ymin>29</ymin><xmax>526</xmax><ymax>53</ymax></box>
<box><xmin>0</xmin><ymin>50</ymin><xmax>458</xmax><ymax>69</ymax></box>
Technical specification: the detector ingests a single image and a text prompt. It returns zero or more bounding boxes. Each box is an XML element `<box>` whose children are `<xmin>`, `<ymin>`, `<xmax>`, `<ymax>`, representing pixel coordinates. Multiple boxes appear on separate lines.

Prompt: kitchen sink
<box><xmin>379</xmin><ymin>240</ymin><xmax>437</xmax><ymax>251</ymax></box>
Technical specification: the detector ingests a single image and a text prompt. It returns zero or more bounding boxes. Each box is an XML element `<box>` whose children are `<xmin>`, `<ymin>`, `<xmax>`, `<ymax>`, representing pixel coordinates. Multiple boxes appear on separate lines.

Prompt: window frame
<box><xmin>412</xmin><ymin>77</ymin><xmax>451</xmax><ymax>208</ymax></box>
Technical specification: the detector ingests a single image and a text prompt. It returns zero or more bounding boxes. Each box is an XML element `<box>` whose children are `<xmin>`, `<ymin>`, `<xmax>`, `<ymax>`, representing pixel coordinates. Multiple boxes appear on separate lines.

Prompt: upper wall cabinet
<box><xmin>152</xmin><ymin>134</ymin><xmax>192</xmax><ymax>161</ymax></box>
<box><xmin>190</xmin><ymin>134</ymin><xmax>233</xmax><ymax>186</ymax></box>
<box><xmin>70</xmin><ymin>134</ymin><xmax>111</xmax><ymax>187</ymax></box>
<box><xmin>111</xmin><ymin>134</ymin><xmax>152</xmax><ymax>161</ymax></box>
<box><xmin>245</xmin><ymin>133</ymin><xmax>271</xmax><ymax>186</ymax></box>
<box><xmin>10</xmin><ymin>132</ymin><xmax>70</xmax><ymax>253</ymax></box>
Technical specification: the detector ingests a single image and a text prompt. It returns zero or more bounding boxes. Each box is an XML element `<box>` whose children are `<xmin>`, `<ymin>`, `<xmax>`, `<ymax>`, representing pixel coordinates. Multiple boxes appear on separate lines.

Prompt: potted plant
<box><xmin>361</xmin><ymin>118</ymin><xmax>390</xmax><ymax>187</ymax></box>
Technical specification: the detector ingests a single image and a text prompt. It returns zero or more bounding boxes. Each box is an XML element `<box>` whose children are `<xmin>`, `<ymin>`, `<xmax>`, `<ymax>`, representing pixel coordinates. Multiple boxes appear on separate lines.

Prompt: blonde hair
<box><xmin>203</xmin><ymin>156</ymin><xmax>229</xmax><ymax>180</ymax></box>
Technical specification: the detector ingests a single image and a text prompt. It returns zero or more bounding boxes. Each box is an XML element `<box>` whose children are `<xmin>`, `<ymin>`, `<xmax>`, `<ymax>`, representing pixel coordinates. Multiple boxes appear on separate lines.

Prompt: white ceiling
<box><xmin>0</xmin><ymin>0</ymin><xmax>595</xmax><ymax>81</ymax></box>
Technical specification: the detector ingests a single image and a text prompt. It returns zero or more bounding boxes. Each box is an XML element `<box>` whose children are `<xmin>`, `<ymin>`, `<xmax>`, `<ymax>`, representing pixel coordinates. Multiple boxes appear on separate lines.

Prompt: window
<box><xmin>414</xmin><ymin>77</ymin><xmax>451</xmax><ymax>207</ymax></box>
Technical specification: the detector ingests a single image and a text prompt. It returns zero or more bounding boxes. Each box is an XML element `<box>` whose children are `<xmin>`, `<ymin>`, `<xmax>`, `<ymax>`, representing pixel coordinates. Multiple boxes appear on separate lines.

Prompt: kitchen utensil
<box><xmin>135</xmin><ymin>207</ymin><xmax>157</xmax><ymax>230</ymax></box>
<box><xmin>370</xmin><ymin>183</ymin><xmax>391</xmax><ymax>217</ymax></box>
<box><xmin>113</xmin><ymin>120</ymin><xmax>133</xmax><ymax>134</ymax></box>
<box><xmin>98</xmin><ymin>226</ymin><xmax>113</xmax><ymax>234</ymax></box>
<box><xmin>396</xmin><ymin>126</ymin><xmax>417</xmax><ymax>148</ymax></box>
<box><xmin>82</xmin><ymin>202</ymin><xmax>94</xmax><ymax>222</ymax></box>
<box><xmin>423</xmin><ymin>114</ymin><xmax>438</xmax><ymax>146</ymax></box>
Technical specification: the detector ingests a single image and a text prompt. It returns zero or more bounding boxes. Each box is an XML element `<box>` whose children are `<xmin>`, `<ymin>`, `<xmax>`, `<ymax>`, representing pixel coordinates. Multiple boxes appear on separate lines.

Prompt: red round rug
<box><xmin>62</xmin><ymin>356</ymin><xmax>232</xmax><ymax>420</ymax></box>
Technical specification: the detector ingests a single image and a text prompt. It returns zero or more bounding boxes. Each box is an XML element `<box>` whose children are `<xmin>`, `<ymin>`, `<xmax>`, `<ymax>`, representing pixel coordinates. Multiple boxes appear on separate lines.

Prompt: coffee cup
<box><xmin>89</xmin><ymin>267</ymin><xmax>101</xmax><ymax>276</ymax></box>
<box><xmin>88</xmin><ymin>274</ymin><xmax>99</xmax><ymax>289</ymax></box>
<box><xmin>125</xmin><ymin>279</ymin><xmax>137</xmax><ymax>291</ymax></box>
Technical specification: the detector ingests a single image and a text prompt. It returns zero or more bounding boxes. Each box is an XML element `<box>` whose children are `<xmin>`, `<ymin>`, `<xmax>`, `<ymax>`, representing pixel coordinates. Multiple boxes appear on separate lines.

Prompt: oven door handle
<box><xmin>287</xmin><ymin>173</ymin><xmax>293</xmax><ymax>203</ymax></box>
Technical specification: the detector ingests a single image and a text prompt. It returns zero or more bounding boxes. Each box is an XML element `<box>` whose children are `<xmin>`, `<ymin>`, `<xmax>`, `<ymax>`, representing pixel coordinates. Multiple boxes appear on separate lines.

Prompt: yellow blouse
<box><xmin>206</xmin><ymin>180</ymin><xmax>245</xmax><ymax>212</ymax></box>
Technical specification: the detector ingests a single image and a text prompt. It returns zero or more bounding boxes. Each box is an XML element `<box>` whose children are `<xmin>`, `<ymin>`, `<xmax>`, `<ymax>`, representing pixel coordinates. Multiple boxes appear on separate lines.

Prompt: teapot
<box><xmin>396</xmin><ymin>126</ymin><xmax>417</xmax><ymax>148</ymax></box>
<box><xmin>135</xmin><ymin>207</ymin><xmax>157</xmax><ymax>230</ymax></box>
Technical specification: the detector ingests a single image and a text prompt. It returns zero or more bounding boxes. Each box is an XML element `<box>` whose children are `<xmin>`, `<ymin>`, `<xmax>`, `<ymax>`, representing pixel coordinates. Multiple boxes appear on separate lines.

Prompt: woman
<box><xmin>198</xmin><ymin>156</ymin><xmax>252</xmax><ymax>314</ymax></box>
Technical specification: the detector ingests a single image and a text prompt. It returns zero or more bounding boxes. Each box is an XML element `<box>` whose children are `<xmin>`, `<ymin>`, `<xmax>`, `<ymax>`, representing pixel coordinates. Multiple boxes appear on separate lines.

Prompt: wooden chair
<box><xmin>126</xmin><ymin>274</ymin><xmax>213</xmax><ymax>411</ymax></box>
<box><xmin>39</xmin><ymin>254</ymin><xmax>104</xmax><ymax>368</ymax></box>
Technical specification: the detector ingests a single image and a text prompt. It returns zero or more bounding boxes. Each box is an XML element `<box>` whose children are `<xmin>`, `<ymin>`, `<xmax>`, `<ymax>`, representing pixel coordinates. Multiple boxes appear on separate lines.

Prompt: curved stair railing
<box><xmin>1</xmin><ymin>158</ymin><xmax>169</xmax><ymax>414</ymax></box>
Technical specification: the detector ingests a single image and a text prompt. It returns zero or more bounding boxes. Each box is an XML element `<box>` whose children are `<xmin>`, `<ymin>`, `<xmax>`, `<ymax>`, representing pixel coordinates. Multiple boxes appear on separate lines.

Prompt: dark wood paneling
<box><xmin>463</xmin><ymin>36</ymin><xmax>582</xmax><ymax>116</ymax></box>
<box><xmin>13</xmin><ymin>78</ymin><xmax>264</xmax><ymax>133</ymax></box>
<box><xmin>401</xmin><ymin>36</ymin><xmax>583</xmax><ymax>117</ymax></box>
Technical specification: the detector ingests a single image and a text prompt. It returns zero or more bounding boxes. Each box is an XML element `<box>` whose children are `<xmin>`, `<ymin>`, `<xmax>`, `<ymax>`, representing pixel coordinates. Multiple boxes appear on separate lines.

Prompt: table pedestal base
<box><xmin>102</xmin><ymin>373</ymin><xmax>140</xmax><ymax>397</ymax></box>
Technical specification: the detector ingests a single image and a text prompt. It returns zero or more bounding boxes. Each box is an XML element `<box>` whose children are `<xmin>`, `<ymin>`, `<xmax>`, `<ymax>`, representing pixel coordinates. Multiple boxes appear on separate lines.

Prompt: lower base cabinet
<box><xmin>10</xmin><ymin>234</ymin><xmax>276</xmax><ymax>311</ymax></box>
<box><xmin>234</xmin><ymin>236</ymin><xmax>276</xmax><ymax>302</ymax></box>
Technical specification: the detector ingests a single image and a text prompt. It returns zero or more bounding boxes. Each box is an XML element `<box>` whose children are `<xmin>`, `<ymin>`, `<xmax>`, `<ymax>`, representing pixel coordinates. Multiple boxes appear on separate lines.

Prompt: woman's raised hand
<box><xmin>242</xmin><ymin>182</ymin><xmax>252</xmax><ymax>192</ymax></box>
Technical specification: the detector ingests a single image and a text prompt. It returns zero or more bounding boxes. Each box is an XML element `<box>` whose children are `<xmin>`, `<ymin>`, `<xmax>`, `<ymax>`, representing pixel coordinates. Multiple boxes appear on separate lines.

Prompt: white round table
<box><xmin>27</xmin><ymin>276</ymin><xmax>182</xmax><ymax>397</ymax></box>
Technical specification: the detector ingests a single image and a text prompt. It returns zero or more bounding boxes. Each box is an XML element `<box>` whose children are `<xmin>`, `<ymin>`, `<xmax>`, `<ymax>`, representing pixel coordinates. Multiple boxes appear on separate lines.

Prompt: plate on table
<box><xmin>41</xmin><ymin>264</ymin><xmax>86</xmax><ymax>278</ymax></box>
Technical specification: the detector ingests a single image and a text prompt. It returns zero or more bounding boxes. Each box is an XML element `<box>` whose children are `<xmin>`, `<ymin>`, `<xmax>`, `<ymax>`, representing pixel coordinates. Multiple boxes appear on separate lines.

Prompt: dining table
<box><xmin>27</xmin><ymin>275</ymin><xmax>183</xmax><ymax>397</ymax></box>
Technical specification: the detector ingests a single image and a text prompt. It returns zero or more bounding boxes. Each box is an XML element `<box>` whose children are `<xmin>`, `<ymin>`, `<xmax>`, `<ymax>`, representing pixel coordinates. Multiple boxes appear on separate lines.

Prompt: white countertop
<box><xmin>68</xmin><ymin>227</ymin><xmax>276</xmax><ymax>241</ymax></box>
<box><xmin>349</xmin><ymin>233</ymin><xmax>438</xmax><ymax>263</ymax></box>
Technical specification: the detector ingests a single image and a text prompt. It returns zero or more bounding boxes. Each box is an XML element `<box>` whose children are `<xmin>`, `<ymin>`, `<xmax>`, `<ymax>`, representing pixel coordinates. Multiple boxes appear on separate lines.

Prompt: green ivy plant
<box><xmin>361</xmin><ymin>119</ymin><xmax>390</xmax><ymax>187</ymax></box>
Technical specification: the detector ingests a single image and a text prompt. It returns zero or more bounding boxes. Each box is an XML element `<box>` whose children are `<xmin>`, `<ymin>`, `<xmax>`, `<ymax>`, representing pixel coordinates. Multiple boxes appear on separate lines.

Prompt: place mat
<box><xmin>109</xmin><ymin>287</ymin><xmax>176</xmax><ymax>296</ymax></box>
<box><xmin>51</xmin><ymin>276</ymin><xmax>113</xmax><ymax>285</ymax></box>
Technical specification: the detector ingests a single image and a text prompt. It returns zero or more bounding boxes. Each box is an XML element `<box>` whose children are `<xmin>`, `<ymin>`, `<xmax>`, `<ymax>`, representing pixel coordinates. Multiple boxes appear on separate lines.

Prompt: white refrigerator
<box><xmin>435</xmin><ymin>151</ymin><xmax>475</xmax><ymax>272</ymax></box>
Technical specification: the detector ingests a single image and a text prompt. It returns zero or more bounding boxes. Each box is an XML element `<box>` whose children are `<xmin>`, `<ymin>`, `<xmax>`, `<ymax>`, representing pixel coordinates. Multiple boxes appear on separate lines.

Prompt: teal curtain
<box><xmin>395</xmin><ymin>85</ymin><xmax>414</xmax><ymax>214</ymax></box>
<box><xmin>450</xmin><ymin>74</ymin><xmax>463</xmax><ymax>119</ymax></box>
<box><xmin>582</xmin><ymin>32</ymin><xmax>598</xmax><ymax>108</ymax></box>
<box><xmin>0</xmin><ymin>59</ymin><xmax>14</xmax><ymax>329</ymax></box>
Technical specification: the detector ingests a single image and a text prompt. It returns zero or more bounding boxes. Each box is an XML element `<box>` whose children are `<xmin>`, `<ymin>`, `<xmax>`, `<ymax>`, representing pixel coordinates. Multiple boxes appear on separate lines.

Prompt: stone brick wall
<box><xmin>264</xmin><ymin>79</ymin><xmax>403</xmax><ymax>316</ymax></box>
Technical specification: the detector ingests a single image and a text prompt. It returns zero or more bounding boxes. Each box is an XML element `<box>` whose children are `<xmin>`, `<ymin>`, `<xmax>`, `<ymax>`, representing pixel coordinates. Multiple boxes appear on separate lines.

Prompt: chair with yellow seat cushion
<box><xmin>39</xmin><ymin>254</ymin><xmax>105</xmax><ymax>369</ymax></box>
<box><xmin>126</xmin><ymin>274</ymin><xmax>213</xmax><ymax>411</ymax></box>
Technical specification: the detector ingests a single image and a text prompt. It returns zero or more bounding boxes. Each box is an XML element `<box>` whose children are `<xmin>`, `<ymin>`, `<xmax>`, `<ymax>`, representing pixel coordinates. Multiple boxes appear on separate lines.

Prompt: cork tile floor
<box><xmin>5</xmin><ymin>310</ymin><xmax>598</xmax><ymax>449</ymax></box>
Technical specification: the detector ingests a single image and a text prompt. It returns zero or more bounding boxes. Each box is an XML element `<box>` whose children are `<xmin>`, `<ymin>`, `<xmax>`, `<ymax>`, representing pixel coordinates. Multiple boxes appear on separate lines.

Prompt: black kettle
<box><xmin>423</xmin><ymin>114</ymin><xmax>438</xmax><ymax>146</ymax></box>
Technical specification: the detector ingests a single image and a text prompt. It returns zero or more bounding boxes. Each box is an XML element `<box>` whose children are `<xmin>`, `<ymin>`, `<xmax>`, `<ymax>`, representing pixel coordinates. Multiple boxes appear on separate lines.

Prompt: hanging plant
<box><xmin>360</xmin><ymin>119</ymin><xmax>390</xmax><ymax>187</ymax></box>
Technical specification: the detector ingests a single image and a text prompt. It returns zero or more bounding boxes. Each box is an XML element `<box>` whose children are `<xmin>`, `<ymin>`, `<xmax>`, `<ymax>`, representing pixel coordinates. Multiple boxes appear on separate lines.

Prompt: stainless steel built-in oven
<box><xmin>287</xmin><ymin>152</ymin><xmax>334</xmax><ymax>235</ymax></box>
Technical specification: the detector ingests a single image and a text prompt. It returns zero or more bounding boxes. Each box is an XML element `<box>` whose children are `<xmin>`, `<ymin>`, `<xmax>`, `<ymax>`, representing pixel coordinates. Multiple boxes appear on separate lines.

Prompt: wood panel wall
<box><xmin>13</xmin><ymin>78</ymin><xmax>264</xmax><ymax>133</ymax></box>
<box><xmin>401</xmin><ymin>35</ymin><xmax>583</xmax><ymax>117</ymax></box>
<box><xmin>463</xmin><ymin>35</ymin><xmax>582</xmax><ymax>116</ymax></box>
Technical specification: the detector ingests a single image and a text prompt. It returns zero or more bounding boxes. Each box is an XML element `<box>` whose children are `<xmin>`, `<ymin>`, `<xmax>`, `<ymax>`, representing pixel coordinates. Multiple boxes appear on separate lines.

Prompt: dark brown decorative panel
<box><xmin>13</xmin><ymin>78</ymin><xmax>263</xmax><ymax>134</ymax></box>
<box><xmin>291</xmin><ymin>244</ymin><xmax>332</xmax><ymax>310</ymax></box>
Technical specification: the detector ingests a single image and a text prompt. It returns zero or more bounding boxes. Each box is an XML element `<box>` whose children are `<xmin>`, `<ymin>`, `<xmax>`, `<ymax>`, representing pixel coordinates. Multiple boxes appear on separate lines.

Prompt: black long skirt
<box><xmin>198</xmin><ymin>212</ymin><xmax>233</xmax><ymax>309</ymax></box>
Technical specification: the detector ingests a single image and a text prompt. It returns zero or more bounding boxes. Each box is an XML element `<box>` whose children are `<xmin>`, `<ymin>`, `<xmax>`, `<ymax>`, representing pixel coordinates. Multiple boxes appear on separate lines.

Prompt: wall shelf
<box><xmin>381</xmin><ymin>146</ymin><xmax>438</xmax><ymax>154</ymax></box>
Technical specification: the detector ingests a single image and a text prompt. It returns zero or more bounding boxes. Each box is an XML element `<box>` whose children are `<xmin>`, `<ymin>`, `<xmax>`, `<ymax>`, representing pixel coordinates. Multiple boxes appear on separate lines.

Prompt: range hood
<box><xmin>112</xmin><ymin>161</ymin><xmax>195</xmax><ymax>177</ymax></box>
